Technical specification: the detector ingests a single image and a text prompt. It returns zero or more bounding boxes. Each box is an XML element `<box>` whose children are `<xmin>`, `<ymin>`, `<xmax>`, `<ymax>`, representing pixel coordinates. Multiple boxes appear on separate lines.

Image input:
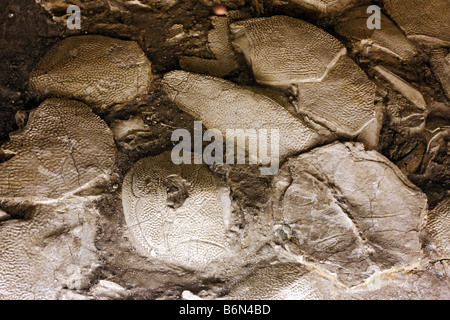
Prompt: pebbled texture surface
<box><xmin>230</xmin><ymin>15</ymin><xmax>345</xmax><ymax>86</ymax></box>
<box><xmin>230</xmin><ymin>15</ymin><xmax>377</xmax><ymax>138</ymax></box>
<box><xmin>295</xmin><ymin>55</ymin><xmax>376</xmax><ymax>136</ymax></box>
<box><xmin>122</xmin><ymin>151</ymin><xmax>233</xmax><ymax>270</ymax></box>
<box><xmin>0</xmin><ymin>98</ymin><xmax>116</xmax><ymax>200</ymax></box>
<box><xmin>161</xmin><ymin>70</ymin><xmax>328</xmax><ymax>163</ymax></box>
<box><xmin>425</xmin><ymin>197</ymin><xmax>450</xmax><ymax>259</ymax></box>
<box><xmin>29</xmin><ymin>35</ymin><xmax>152</xmax><ymax>110</ymax></box>
<box><xmin>271</xmin><ymin>142</ymin><xmax>427</xmax><ymax>286</ymax></box>
<box><xmin>384</xmin><ymin>0</ymin><xmax>450</xmax><ymax>46</ymax></box>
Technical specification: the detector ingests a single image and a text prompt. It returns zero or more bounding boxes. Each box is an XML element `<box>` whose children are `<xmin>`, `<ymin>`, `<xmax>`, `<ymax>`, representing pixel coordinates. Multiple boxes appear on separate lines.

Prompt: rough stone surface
<box><xmin>0</xmin><ymin>98</ymin><xmax>116</xmax><ymax>201</ymax></box>
<box><xmin>271</xmin><ymin>142</ymin><xmax>427</xmax><ymax>286</ymax></box>
<box><xmin>29</xmin><ymin>35</ymin><xmax>152</xmax><ymax>110</ymax></box>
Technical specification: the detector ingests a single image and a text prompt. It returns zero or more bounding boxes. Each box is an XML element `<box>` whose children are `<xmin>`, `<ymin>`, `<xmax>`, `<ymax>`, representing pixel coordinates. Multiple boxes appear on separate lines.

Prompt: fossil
<box><xmin>110</xmin><ymin>114</ymin><xmax>153</xmax><ymax>150</ymax></box>
<box><xmin>0</xmin><ymin>201</ymin><xmax>99</xmax><ymax>299</ymax></box>
<box><xmin>230</xmin><ymin>16</ymin><xmax>378</xmax><ymax>143</ymax></box>
<box><xmin>180</xmin><ymin>15</ymin><xmax>239</xmax><ymax>77</ymax></box>
<box><xmin>2</xmin><ymin>0</ymin><xmax>449</xmax><ymax>301</ymax></box>
<box><xmin>373</xmin><ymin>66</ymin><xmax>427</xmax><ymax>111</ymax></box>
<box><xmin>0</xmin><ymin>98</ymin><xmax>116</xmax><ymax>201</ymax></box>
<box><xmin>121</xmin><ymin>151</ymin><xmax>233</xmax><ymax>270</ymax></box>
<box><xmin>384</xmin><ymin>0</ymin><xmax>450</xmax><ymax>47</ymax></box>
<box><xmin>288</xmin><ymin>0</ymin><xmax>358</xmax><ymax>14</ymax></box>
<box><xmin>225</xmin><ymin>263</ymin><xmax>339</xmax><ymax>299</ymax></box>
<box><xmin>429</xmin><ymin>48</ymin><xmax>450</xmax><ymax>99</ymax></box>
<box><xmin>161</xmin><ymin>70</ymin><xmax>331</xmax><ymax>168</ymax></box>
<box><xmin>29</xmin><ymin>35</ymin><xmax>152</xmax><ymax>110</ymax></box>
<box><xmin>336</xmin><ymin>6</ymin><xmax>418</xmax><ymax>61</ymax></box>
<box><xmin>424</xmin><ymin>197</ymin><xmax>450</xmax><ymax>259</ymax></box>
<box><xmin>271</xmin><ymin>142</ymin><xmax>427</xmax><ymax>286</ymax></box>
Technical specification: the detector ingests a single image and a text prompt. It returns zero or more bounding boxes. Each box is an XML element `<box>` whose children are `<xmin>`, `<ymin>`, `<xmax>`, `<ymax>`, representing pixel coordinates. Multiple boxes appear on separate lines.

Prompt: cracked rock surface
<box><xmin>271</xmin><ymin>142</ymin><xmax>427</xmax><ymax>286</ymax></box>
<box><xmin>230</xmin><ymin>16</ymin><xmax>378</xmax><ymax>142</ymax></box>
<box><xmin>0</xmin><ymin>0</ymin><xmax>449</xmax><ymax>300</ymax></box>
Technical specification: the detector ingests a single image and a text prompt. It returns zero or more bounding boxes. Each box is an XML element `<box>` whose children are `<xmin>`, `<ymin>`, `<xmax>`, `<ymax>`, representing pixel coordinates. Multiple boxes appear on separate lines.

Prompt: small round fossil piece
<box><xmin>122</xmin><ymin>151</ymin><xmax>233</xmax><ymax>270</ymax></box>
<box><xmin>29</xmin><ymin>35</ymin><xmax>152</xmax><ymax>110</ymax></box>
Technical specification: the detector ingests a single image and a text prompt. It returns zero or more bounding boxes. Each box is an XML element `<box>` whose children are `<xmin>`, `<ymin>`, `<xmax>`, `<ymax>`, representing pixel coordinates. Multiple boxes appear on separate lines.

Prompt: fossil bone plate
<box><xmin>230</xmin><ymin>16</ymin><xmax>377</xmax><ymax>138</ymax></box>
<box><xmin>162</xmin><ymin>70</ymin><xmax>330</xmax><ymax>165</ymax></box>
<box><xmin>122</xmin><ymin>151</ymin><xmax>233</xmax><ymax>270</ymax></box>
<box><xmin>384</xmin><ymin>0</ymin><xmax>450</xmax><ymax>47</ymax></box>
<box><xmin>271</xmin><ymin>142</ymin><xmax>428</xmax><ymax>286</ymax></box>
<box><xmin>0</xmin><ymin>98</ymin><xmax>116</xmax><ymax>201</ymax></box>
<box><xmin>29</xmin><ymin>35</ymin><xmax>152</xmax><ymax>110</ymax></box>
<box><xmin>0</xmin><ymin>202</ymin><xmax>99</xmax><ymax>300</ymax></box>
<box><xmin>288</xmin><ymin>0</ymin><xmax>358</xmax><ymax>14</ymax></box>
<box><xmin>424</xmin><ymin>197</ymin><xmax>450</xmax><ymax>259</ymax></box>
<box><xmin>225</xmin><ymin>263</ymin><xmax>342</xmax><ymax>300</ymax></box>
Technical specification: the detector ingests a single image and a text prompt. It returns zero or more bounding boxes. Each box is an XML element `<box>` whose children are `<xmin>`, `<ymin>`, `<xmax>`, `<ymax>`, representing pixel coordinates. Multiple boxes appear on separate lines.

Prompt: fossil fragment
<box><xmin>409</xmin><ymin>126</ymin><xmax>450</xmax><ymax>199</ymax></box>
<box><xmin>373</xmin><ymin>66</ymin><xmax>427</xmax><ymax>111</ymax></box>
<box><xmin>29</xmin><ymin>35</ymin><xmax>152</xmax><ymax>110</ymax></box>
<box><xmin>0</xmin><ymin>202</ymin><xmax>99</xmax><ymax>300</ymax></box>
<box><xmin>90</xmin><ymin>280</ymin><xmax>129</xmax><ymax>300</ymax></box>
<box><xmin>288</xmin><ymin>0</ymin><xmax>358</xmax><ymax>14</ymax></box>
<box><xmin>384</xmin><ymin>0</ymin><xmax>450</xmax><ymax>47</ymax></box>
<box><xmin>271</xmin><ymin>142</ymin><xmax>427</xmax><ymax>286</ymax></box>
<box><xmin>0</xmin><ymin>98</ymin><xmax>116</xmax><ymax>201</ymax></box>
<box><xmin>180</xmin><ymin>16</ymin><xmax>239</xmax><ymax>77</ymax></box>
<box><xmin>122</xmin><ymin>151</ymin><xmax>233</xmax><ymax>270</ymax></box>
<box><xmin>110</xmin><ymin>114</ymin><xmax>152</xmax><ymax>150</ymax></box>
<box><xmin>162</xmin><ymin>70</ymin><xmax>329</xmax><ymax>164</ymax></box>
<box><xmin>225</xmin><ymin>264</ymin><xmax>339</xmax><ymax>299</ymax></box>
<box><xmin>231</xmin><ymin>16</ymin><xmax>345</xmax><ymax>86</ymax></box>
<box><xmin>425</xmin><ymin>198</ymin><xmax>450</xmax><ymax>259</ymax></box>
<box><xmin>230</xmin><ymin>16</ymin><xmax>377</xmax><ymax>140</ymax></box>
<box><xmin>336</xmin><ymin>6</ymin><xmax>418</xmax><ymax>61</ymax></box>
<box><xmin>0</xmin><ymin>209</ymin><xmax>10</xmax><ymax>222</ymax></box>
